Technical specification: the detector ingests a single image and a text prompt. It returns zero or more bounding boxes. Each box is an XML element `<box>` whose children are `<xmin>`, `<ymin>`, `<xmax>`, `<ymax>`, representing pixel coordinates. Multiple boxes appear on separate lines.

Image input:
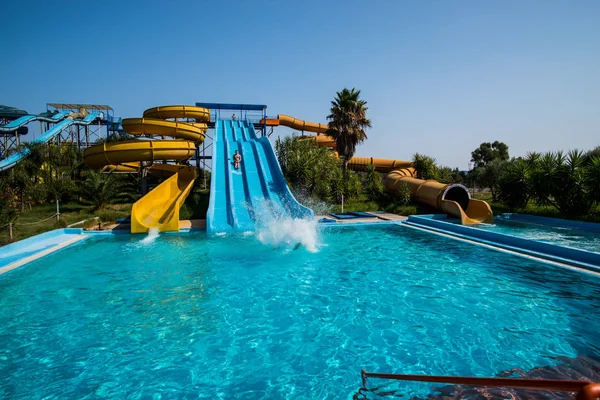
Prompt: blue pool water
<box><xmin>1</xmin><ymin>225</ymin><xmax>599</xmax><ymax>399</ymax></box>
<box><xmin>475</xmin><ymin>219</ymin><xmax>600</xmax><ymax>253</ymax></box>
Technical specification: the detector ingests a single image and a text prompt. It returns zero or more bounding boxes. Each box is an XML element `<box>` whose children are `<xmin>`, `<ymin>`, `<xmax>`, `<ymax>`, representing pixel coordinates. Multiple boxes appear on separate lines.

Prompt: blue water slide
<box><xmin>206</xmin><ymin>120</ymin><xmax>313</xmax><ymax>234</ymax></box>
<box><xmin>0</xmin><ymin>112</ymin><xmax>102</xmax><ymax>172</ymax></box>
<box><xmin>0</xmin><ymin>111</ymin><xmax>71</xmax><ymax>133</ymax></box>
<box><xmin>207</xmin><ymin>120</ymin><xmax>234</xmax><ymax>232</ymax></box>
<box><xmin>248</xmin><ymin>123</ymin><xmax>313</xmax><ymax>219</ymax></box>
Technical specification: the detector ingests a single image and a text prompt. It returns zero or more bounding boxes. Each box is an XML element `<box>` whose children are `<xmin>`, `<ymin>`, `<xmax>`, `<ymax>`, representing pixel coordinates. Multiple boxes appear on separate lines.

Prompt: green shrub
<box><xmin>96</xmin><ymin>210</ymin><xmax>123</xmax><ymax>223</ymax></box>
<box><xmin>498</xmin><ymin>159</ymin><xmax>530</xmax><ymax>210</ymax></box>
<box><xmin>530</xmin><ymin>150</ymin><xmax>591</xmax><ymax>217</ymax></box>
<box><xmin>179</xmin><ymin>204</ymin><xmax>193</xmax><ymax>220</ymax></box>
<box><xmin>363</xmin><ymin>164</ymin><xmax>384</xmax><ymax>200</ymax></box>
<box><xmin>0</xmin><ymin>180</ymin><xmax>18</xmax><ymax>226</ymax></box>
<box><xmin>412</xmin><ymin>153</ymin><xmax>438</xmax><ymax>180</ymax></box>
<box><xmin>276</xmin><ymin>136</ymin><xmax>343</xmax><ymax>201</ymax></box>
<box><xmin>394</xmin><ymin>182</ymin><xmax>412</xmax><ymax>206</ymax></box>
<box><xmin>54</xmin><ymin>219</ymin><xmax>68</xmax><ymax>229</ymax></box>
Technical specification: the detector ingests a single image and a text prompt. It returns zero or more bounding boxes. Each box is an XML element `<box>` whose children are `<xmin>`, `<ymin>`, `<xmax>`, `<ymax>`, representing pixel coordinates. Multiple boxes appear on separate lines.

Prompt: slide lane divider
<box><xmin>206</xmin><ymin>121</ymin><xmax>220</xmax><ymax>232</ymax></box>
<box><xmin>222</xmin><ymin>122</ymin><xmax>237</xmax><ymax>230</ymax></box>
<box><xmin>237</xmin><ymin>138</ymin><xmax>257</xmax><ymax>223</ymax></box>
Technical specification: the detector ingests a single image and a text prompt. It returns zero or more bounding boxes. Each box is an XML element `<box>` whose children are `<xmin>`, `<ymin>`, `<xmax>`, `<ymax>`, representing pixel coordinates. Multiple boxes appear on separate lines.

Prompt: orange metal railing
<box><xmin>360</xmin><ymin>370</ymin><xmax>600</xmax><ymax>399</ymax></box>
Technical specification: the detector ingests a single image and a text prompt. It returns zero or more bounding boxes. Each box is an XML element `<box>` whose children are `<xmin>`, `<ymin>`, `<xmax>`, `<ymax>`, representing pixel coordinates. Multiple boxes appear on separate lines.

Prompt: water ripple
<box><xmin>0</xmin><ymin>226</ymin><xmax>599</xmax><ymax>399</ymax></box>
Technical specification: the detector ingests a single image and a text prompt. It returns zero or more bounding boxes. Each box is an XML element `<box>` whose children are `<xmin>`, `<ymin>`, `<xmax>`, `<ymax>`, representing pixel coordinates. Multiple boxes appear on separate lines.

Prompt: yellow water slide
<box><xmin>264</xmin><ymin>115</ymin><xmax>493</xmax><ymax>224</ymax></box>
<box><xmin>84</xmin><ymin>105</ymin><xmax>209</xmax><ymax>233</ymax></box>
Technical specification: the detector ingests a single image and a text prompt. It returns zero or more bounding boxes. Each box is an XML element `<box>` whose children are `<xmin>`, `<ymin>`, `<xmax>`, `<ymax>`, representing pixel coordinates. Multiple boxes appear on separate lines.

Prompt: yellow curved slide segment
<box><xmin>122</xmin><ymin>118</ymin><xmax>206</xmax><ymax>142</ymax></box>
<box><xmin>83</xmin><ymin>140</ymin><xmax>196</xmax><ymax>170</ymax></box>
<box><xmin>131</xmin><ymin>166</ymin><xmax>197</xmax><ymax>233</ymax></box>
<box><xmin>269</xmin><ymin>115</ymin><xmax>493</xmax><ymax>224</ymax></box>
<box><xmin>84</xmin><ymin>105</ymin><xmax>209</xmax><ymax>233</ymax></box>
<box><xmin>144</xmin><ymin>105</ymin><xmax>211</xmax><ymax>121</ymax></box>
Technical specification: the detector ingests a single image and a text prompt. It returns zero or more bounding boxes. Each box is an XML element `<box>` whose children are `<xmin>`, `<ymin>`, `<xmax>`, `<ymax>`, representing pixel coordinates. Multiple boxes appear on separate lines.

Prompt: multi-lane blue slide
<box><xmin>207</xmin><ymin>120</ymin><xmax>313</xmax><ymax>234</ymax></box>
<box><xmin>0</xmin><ymin>112</ymin><xmax>103</xmax><ymax>172</ymax></box>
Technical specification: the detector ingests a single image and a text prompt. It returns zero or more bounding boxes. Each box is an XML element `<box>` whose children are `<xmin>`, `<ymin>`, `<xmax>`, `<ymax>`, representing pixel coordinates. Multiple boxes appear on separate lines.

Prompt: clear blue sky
<box><xmin>2</xmin><ymin>0</ymin><xmax>599</xmax><ymax>168</ymax></box>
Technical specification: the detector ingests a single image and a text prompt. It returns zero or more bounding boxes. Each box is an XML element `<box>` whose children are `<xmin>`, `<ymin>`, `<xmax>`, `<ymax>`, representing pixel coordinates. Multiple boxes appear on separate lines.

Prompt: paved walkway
<box><xmin>316</xmin><ymin>212</ymin><xmax>407</xmax><ymax>224</ymax></box>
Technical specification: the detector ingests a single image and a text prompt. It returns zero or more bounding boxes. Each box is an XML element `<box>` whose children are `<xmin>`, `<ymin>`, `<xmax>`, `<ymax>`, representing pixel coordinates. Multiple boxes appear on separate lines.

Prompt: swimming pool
<box><xmin>1</xmin><ymin>224</ymin><xmax>599</xmax><ymax>398</ymax></box>
<box><xmin>475</xmin><ymin>219</ymin><xmax>600</xmax><ymax>253</ymax></box>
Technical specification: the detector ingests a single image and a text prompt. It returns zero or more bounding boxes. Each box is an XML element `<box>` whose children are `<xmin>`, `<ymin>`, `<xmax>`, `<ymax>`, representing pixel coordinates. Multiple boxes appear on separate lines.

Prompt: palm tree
<box><xmin>0</xmin><ymin>179</ymin><xmax>18</xmax><ymax>226</ymax></box>
<box><xmin>6</xmin><ymin>143</ymin><xmax>46</xmax><ymax>211</ymax></box>
<box><xmin>326</xmin><ymin>88</ymin><xmax>371</xmax><ymax>172</ymax></box>
<box><xmin>586</xmin><ymin>155</ymin><xmax>600</xmax><ymax>204</ymax></box>
<box><xmin>529</xmin><ymin>150</ymin><xmax>591</xmax><ymax>216</ymax></box>
<box><xmin>498</xmin><ymin>159</ymin><xmax>531</xmax><ymax>210</ymax></box>
<box><xmin>412</xmin><ymin>153</ymin><xmax>438</xmax><ymax>180</ymax></box>
<box><xmin>363</xmin><ymin>164</ymin><xmax>383</xmax><ymax>200</ymax></box>
<box><xmin>79</xmin><ymin>171</ymin><xmax>132</xmax><ymax>211</ymax></box>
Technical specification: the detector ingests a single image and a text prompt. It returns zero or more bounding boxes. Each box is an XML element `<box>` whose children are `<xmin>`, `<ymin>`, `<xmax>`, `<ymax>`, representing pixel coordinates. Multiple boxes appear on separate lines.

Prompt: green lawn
<box><xmin>0</xmin><ymin>202</ymin><xmax>132</xmax><ymax>246</ymax></box>
<box><xmin>0</xmin><ymin>189</ymin><xmax>212</xmax><ymax>246</ymax></box>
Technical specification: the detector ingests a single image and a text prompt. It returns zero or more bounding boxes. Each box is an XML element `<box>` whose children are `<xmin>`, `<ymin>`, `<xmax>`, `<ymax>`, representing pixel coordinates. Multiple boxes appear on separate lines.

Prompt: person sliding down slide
<box><xmin>233</xmin><ymin>150</ymin><xmax>242</xmax><ymax>170</ymax></box>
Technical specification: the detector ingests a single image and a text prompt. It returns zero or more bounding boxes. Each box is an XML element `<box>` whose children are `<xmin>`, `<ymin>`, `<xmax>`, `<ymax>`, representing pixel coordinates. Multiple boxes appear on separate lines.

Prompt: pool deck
<box><xmin>96</xmin><ymin>220</ymin><xmax>207</xmax><ymax>231</ymax></box>
<box><xmin>0</xmin><ymin>230</ymin><xmax>87</xmax><ymax>276</ymax></box>
<box><xmin>92</xmin><ymin>213</ymin><xmax>407</xmax><ymax>231</ymax></box>
<box><xmin>316</xmin><ymin>212</ymin><xmax>408</xmax><ymax>223</ymax></box>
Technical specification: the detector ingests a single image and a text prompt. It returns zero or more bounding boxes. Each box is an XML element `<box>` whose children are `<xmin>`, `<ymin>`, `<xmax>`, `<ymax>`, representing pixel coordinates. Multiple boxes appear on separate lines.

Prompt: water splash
<box><xmin>251</xmin><ymin>199</ymin><xmax>319</xmax><ymax>252</ymax></box>
<box><xmin>257</xmin><ymin>217</ymin><xmax>319</xmax><ymax>252</ymax></box>
<box><xmin>140</xmin><ymin>227</ymin><xmax>160</xmax><ymax>244</ymax></box>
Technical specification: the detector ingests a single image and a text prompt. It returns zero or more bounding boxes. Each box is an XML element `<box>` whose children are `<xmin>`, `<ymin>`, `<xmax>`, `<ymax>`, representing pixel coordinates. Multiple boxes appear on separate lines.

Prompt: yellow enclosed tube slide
<box><xmin>313</xmin><ymin>135</ymin><xmax>336</xmax><ymax>148</ymax></box>
<box><xmin>83</xmin><ymin>105</ymin><xmax>209</xmax><ymax>233</ymax></box>
<box><xmin>264</xmin><ymin>114</ymin><xmax>328</xmax><ymax>134</ymax></box>
<box><xmin>268</xmin><ymin>115</ymin><xmax>493</xmax><ymax>224</ymax></box>
<box><xmin>347</xmin><ymin>157</ymin><xmax>413</xmax><ymax>173</ymax></box>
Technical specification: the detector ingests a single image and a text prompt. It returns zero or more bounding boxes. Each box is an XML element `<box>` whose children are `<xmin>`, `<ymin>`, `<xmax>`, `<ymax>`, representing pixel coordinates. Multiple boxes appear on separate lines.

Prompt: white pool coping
<box><xmin>0</xmin><ymin>235</ymin><xmax>88</xmax><ymax>276</ymax></box>
<box><xmin>401</xmin><ymin>221</ymin><xmax>600</xmax><ymax>278</ymax></box>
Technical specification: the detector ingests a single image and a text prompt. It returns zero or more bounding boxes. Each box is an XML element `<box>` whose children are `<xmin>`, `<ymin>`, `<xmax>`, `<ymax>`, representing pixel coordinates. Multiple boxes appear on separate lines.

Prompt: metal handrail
<box><xmin>361</xmin><ymin>370</ymin><xmax>600</xmax><ymax>399</ymax></box>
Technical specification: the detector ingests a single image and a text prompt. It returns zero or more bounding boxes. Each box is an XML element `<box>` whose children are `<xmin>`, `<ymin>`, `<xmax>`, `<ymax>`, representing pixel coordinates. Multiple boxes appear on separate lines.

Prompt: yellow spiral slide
<box><xmin>263</xmin><ymin>114</ymin><xmax>493</xmax><ymax>225</ymax></box>
<box><xmin>84</xmin><ymin>106</ymin><xmax>209</xmax><ymax>233</ymax></box>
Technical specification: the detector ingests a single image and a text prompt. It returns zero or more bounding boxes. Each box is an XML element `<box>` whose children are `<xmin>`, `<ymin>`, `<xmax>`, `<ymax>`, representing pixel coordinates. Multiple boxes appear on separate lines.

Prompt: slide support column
<box><xmin>140</xmin><ymin>162</ymin><xmax>149</xmax><ymax>196</ymax></box>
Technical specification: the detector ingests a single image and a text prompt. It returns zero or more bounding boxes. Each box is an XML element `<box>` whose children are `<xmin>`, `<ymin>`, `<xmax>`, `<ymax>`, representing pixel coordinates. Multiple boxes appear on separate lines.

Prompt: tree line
<box><xmin>0</xmin><ymin>142</ymin><xmax>137</xmax><ymax>227</ymax></box>
<box><xmin>471</xmin><ymin>142</ymin><xmax>600</xmax><ymax>217</ymax></box>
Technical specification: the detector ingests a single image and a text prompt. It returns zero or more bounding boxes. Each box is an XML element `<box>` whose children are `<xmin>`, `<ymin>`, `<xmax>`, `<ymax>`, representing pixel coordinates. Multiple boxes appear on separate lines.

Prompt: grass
<box><xmin>0</xmin><ymin>202</ymin><xmax>132</xmax><ymax>246</ymax></box>
<box><xmin>326</xmin><ymin>193</ymin><xmax>433</xmax><ymax>216</ymax></box>
<box><xmin>0</xmin><ymin>189</ymin><xmax>211</xmax><ymax>247</ymax></box>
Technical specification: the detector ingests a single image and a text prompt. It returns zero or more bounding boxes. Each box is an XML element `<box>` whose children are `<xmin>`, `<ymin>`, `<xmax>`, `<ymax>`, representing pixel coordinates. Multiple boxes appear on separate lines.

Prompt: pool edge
<box><xmin>0</xmin><ymin>234</ymin><xmax>88</xmax><ymax>276</ymax></box>
<box><xmin>403</xmin><ymin>216</ymin><xmax>600</xmax><ymax>276</ymax></box>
